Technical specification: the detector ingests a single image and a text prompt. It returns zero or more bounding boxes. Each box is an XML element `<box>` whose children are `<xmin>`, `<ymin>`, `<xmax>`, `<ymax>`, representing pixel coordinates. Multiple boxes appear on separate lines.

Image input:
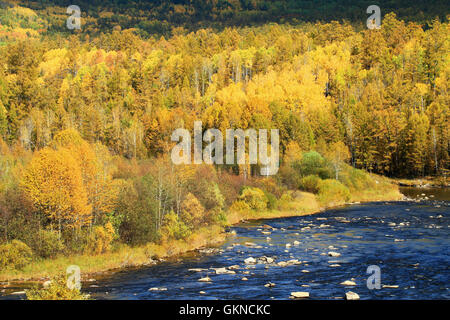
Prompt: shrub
<box><xmin>252</xmin><ymin>178</ymin><xmax>285</xmax><ymax>199</ymax></box>
<box><xmin>317</xmin><ymin>179</ymin><xmax>350</xmax><ymax>205</ymax></box>
<box><xmin>280</xmin><ymin>192</ymin><xmax>293</xmax><ymax>202</ymax></box>
<box><xmin>264</xmin><ymin>191</ymin><xmax>277</xmax><ymax>210</ymax></box>
<box><xmin>277</xmin><ymin>191</ymin><xmax>294</xmax><ymax>210</ymax></box>
<box><xmin>294</xmin><ymin>151</ymin><xmax>325</xmax><ymax>176</ymax></box>
<box><xmin>217</xmin><ymin>172</ymin><xmax>245</xmax><ymax>207</ymax></box>
<box><xmin>278</xmin><ymin>164</ymin><xmax>301</xmax><ymax>190</ymax></box>
<box><xmin>117</xmin><ymin>182</ymin><xmax>158</xmax><ymax>245</ymax></box>
<box><xmin>299</xmin><ymin>174</ymin><xmax>322</xmax><ymax>193</ymax></box>
<box><xmin>316</xmin><ymin>166</ymin><xmax>334</xmax><ymax>180</ymax></box>
<box><xmin>187</xmin><ymin>165</ymin><xmax>222</xmax><ymax>210</ymax></box>
<box><xmin>144</xmin><ymin>243</ymin><xmax>166</xmax><ymax>260</ymax></box>
<box><xmin>32</xmin><ymin>230</ymin><xmax>65</xmax><ymax>259</ymax></box>
<box><xmin>26</xmin><ymin>276</ymin><xmax>89</xmax><ymax>300</ymax></box>
<box><xmin>84</xmin><ymin>222</ymin><xmax>115</xmax><ymax>255</ymax></box>
<box><xmin>291</xmin><ymin>151</ymin><xmax>334</xmax><ymax>180</ymax></box>
<box><xmin>161</xmin><ymin>211</ymin><xmax>191</xmax><ymax>241</ymax></box>
<box><xmin>210</xmin><ymin>211</ymin><xmax>228</xmax><ymax>226</ymax></box>
<box><xmin>238</xmin><ymin>187</ymin><xmax>268</xmax><ymax>210</ymax></box>
<box><xmin>344</xmin><ymin>167</ymin><xmax>376</xmax><ymax>191</ymax></box>
<box><xmin>0</xmin><ymin>186</ymin><xmax>40</xmax><ymax>246</ymax></box>
<box><xmin>229</xmin><ymin>200</ymin><xmax>251</xmax><ymax>212</ymax></box>
<box><xmin>203</xmin><ymin>183</ymin><xmax>225</xmax><ymax>212</ymax></box>
<box><xmin>180</xmin><ymin>193</ymin><xmax>205</xmax><ymax>228</ymax></box>
<box><xmin>0</xmin><ymin>240</ymin><xmax>33</xmax><ymax>270</ymax></box>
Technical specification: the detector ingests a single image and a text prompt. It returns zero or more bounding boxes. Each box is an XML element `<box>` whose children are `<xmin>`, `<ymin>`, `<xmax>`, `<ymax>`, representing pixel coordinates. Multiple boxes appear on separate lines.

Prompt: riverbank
<box><xmin>393</xmin><ymin>176</ymin><xmax>449</xmax><ymax>188</ymax></box>
<box><xmin>0</xmin><ymin>184</ymin><xmax>403</xmax><ymax>285</ymax></box>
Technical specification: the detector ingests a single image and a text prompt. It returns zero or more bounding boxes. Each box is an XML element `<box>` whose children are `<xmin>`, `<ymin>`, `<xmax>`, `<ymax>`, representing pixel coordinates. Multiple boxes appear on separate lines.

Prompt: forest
<box><xmin>0</xmin><ymin>1</ymin><xmax>448</xmax><ymax>280</ymax></box>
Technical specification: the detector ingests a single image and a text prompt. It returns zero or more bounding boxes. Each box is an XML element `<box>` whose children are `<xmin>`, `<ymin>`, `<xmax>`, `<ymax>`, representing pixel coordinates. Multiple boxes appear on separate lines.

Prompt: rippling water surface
<box><xmin>84</xmin><ymin>188</ymin><xmax>449</xmax><ymax>300</ymax></box>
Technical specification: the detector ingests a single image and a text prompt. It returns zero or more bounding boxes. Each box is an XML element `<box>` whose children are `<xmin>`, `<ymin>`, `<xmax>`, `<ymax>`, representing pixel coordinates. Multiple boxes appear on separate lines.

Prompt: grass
<box><xmin>0</xmin><ymin>225</ymin><xmax>225</xmax><ymax>283</ymax></box>
<box><xmin>348</xmin><ymin>173</ymin><xmax>403</xmax><ymax>203</ymax></box>
<box><xmin>226</xmin><ymin>191</ymin><xmax>321</xmax><ymax>225</ymax></box>
<box><xmin>0</xmin><ymin>181</ymin><xmax>402</xmax><ymax>284</ymax></box>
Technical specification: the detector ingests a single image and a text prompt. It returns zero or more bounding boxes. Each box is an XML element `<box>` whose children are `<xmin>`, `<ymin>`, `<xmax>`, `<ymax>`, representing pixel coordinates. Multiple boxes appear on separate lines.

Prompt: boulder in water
<box><xmin>290</xmin><ymin>292</ymin><xmax>309</xmax><ymax>299</ymax></box>
<box><xmin>382</xmin><ymin>285</ymin><xmax>399</xmax><ymax>288</ymax></box>
<box><xmin>214</xmin><ymin>267</ymin><xmax>235</xmax><ymax>275</ymax></box>
<box><xmin>189</xmin><ymin>268</ymin><xmax>208</xmax><ymax>272</ymax></box>
<box><xmin>148</xmin><ymin>287</ymin><xmax>167</xmax><ymax>291</ymax></box>
<box><xmin>328</xmin><ymin>251</ymin><xmax>341</xmax><ymax>257</ymax></box>
<box><xmin>198</xmin><ymin>276</ymin><xmax>212</xmax><ymax>282</ymax></box>
<box><xmin>345</xmin><ymin>291</ymin><xmax>360</xmax><ymax>300</ymax></box>
<box><xmin>244</xmin><ymin>257</ymin><xmax>257</xmax><ymax>264</ymax></box>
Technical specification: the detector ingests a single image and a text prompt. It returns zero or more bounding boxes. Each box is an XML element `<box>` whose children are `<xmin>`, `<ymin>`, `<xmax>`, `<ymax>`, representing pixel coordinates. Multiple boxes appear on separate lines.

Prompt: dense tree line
<box><xmin>14</xmin><ymin>0</ymin><xmax>450</xmax><ymax>36</ymax></box>
<box><xmin>0</xmin><ymin>8</ymin><xmax>448</xmax><ymax>176</ymax></box>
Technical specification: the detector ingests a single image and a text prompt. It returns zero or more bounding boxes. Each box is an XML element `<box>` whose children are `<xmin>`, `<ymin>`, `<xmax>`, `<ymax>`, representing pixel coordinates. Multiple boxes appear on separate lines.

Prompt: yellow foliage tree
<box><xmin>180</xmin><ymin>193</ymin><xmax>205</xmax><ymax>228</ymax></box>
<box><xmin>52</xmin><ymin>129</ymin><xmax>122</xmax><ymax>223</ymax></box>
<box><xmin>84</xmin><ymin>222</ymin><xmax>115</xmax><ymax>255</ymax></box>
<box><xmin>21</xmin><ymin>147</ymin><xmax>92</xmax><ymax>235</ymax></box>
<box><xmin>284</xmin><ymin>141</ymin><xmax>302</xmax><ymax>164</ymax></box>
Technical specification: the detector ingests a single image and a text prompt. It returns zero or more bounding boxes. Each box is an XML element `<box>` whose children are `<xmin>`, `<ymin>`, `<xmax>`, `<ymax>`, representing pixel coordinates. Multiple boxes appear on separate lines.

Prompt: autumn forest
<box><xmin>0</xmin><ymin>1</ymin><xmax>448</xmax><ymax>284</ymax></box>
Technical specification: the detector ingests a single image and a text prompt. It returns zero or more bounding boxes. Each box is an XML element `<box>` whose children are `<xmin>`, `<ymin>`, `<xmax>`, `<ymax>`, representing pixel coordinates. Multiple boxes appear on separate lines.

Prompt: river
<box><xmin>81</xmin><ymin>187</ymin><xmax>449</xmax><ymax>300</ymax></box>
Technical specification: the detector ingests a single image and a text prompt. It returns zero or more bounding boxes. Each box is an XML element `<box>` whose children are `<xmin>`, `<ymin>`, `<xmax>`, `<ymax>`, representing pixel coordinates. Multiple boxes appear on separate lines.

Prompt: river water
<box><xmin>82</xmin><ymin>187</ymin><xmax>449</xmax><ymax>300</ymax></box>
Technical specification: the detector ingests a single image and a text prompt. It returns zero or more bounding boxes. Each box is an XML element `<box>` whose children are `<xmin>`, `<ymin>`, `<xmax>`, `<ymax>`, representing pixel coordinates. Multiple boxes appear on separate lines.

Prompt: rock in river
<box><xmin>345</xmin><ymin>291</ymin><xmax>360</xmax><ymax>300</ymax></box>
<box><xmin>258</xmin><ymin>256</ymin><xmax>274</xmax><ymax>264</ymax></box>
<box><xmin>382</xmin><ymin>285</ymin><xmax>399</xmax><ymax>288</ymax></box>
<box><xmin>290</xmin><ymin>292</ymin><xmax>309</xmax><ymax>299</ymax></box>
<box><xmin>198</xmin><ymin>277</ymin><xmax>212</xmax><ymax>282</ymax></box>
<box><xmin>340</xmin><ymin>280</ymin><xmax>356</xmax><ymax>286</ymax></box>
<box><xmin>214</xmin><ymin>267</ymin><xmax>236</xmax><ymax>275</ymax></box>
<box><xmin>244</xmin><ymin>257</ymin><xmax>257</xmax><ymax>264</ymax></box>
<box><xmin>328</xmin><ymin>251</ymin><xmax>341</xmax><ymax>257</ymax></box>
<box><xmin>188</xmin><ymin>268</ymin><xmax>208</xmax><ymax>272</ymax></box>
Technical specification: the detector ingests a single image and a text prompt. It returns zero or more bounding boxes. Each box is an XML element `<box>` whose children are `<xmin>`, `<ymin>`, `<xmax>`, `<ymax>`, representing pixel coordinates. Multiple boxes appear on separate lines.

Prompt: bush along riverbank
<box><xmin>0</xmin><ymin>130</ymin><xmax>401</xmax><ymax>288</ymax></box>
